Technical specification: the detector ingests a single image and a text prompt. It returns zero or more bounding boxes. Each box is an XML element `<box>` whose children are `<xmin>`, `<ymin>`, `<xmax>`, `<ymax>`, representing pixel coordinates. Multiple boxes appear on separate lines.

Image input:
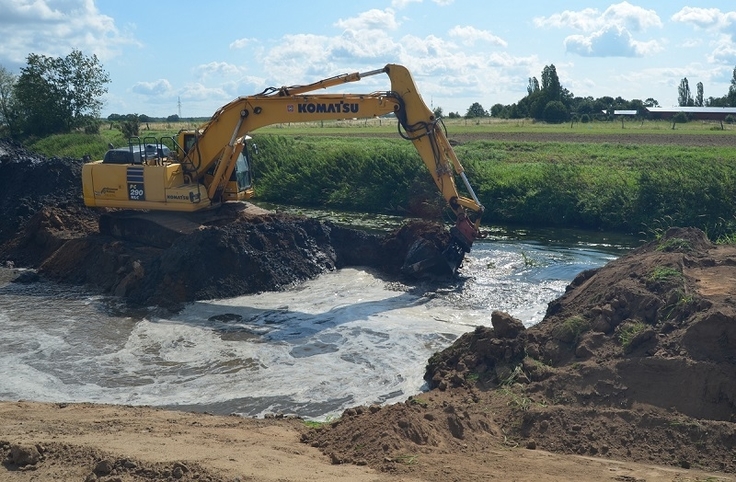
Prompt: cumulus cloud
<box><xmin>672</xmin><ymin>7</ymin><xmax>736</xmax><ymax>64</ymax></box>
<box><xmin>534</xmin><ymin>2</ymin><xmax>662</xmax><ymax>58</ymax></box>
<box><xmin>564</xmin><ymin>25</ymin><xmax>661</xmax><ymax>57</ymax></box>
<box><xmin>534</xmin><ymin>2</ymin><xmax>661</xmax><ymax>32</ymax></box>
<box><xmin>334</xmin><ymin>8</ymin><xmax>399</xmax><ymax>31</ymax></box>
<box><xmin>0</xmin><ymin>0</ymin><xmax>136</xmax><ymax>66</ymax></box>
<box><xmin>449</xmin><ymin>25</ymin><xmax>507</xmax><ymax>47</ymax></box>
<box><xmin>194</xmin><ymin>61</ymin><xmax>244</xmax><ymax>80</ymax></box>
<box><xmin>672</xmin><ymin>7</ymin><xmax>725</xmax><ymax>29</ymax></box>
<box><xmin>230</xmin><ymin>38</ymin><xmax>254</xmax><ymax>50</ymax></box>
<box><xmin>131</xmin><ymin>79</ymin><xmax>173</xmax><ymax>96</ymax></box>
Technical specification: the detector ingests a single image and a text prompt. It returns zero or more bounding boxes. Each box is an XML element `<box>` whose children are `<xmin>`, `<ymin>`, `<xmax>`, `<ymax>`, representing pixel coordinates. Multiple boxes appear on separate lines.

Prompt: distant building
<box><xmin>646</xmin><ymin>106</ymin><xmax>736</xmax><ymax>121</ymax></box>
<box><xmin>612</xmin><ymin>110</ymin><xmax>638</xmax><ymax>116</ymax></box>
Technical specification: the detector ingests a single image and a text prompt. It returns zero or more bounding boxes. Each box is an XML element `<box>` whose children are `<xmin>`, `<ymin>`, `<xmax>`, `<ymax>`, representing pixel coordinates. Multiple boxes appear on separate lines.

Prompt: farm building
<box><xmin>645</xmin><ymin>106</ymin><xmax>736</xmax><ymax>120</ymax></box>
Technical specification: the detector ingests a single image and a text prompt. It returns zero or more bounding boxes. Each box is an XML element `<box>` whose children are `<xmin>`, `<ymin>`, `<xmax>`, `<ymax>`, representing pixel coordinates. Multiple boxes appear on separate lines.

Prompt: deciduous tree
<box><xmin>0</xmin><ymin>65</ymin><xmax>19</xmax><ymax>137</ymax></box>
<box><xmin>14</xmin><ymin>49</ymin><xmax>109</xmax><ymax>137</ymax></box>
<box><xmin>465</xmin><ymin>102</ymin><xmax>488</xmax><ymax>118</ymax></box>
<box><xmin>678</xmin><ymin>78</ymin><xmax>693</xmax><ymax>106</ymax></box>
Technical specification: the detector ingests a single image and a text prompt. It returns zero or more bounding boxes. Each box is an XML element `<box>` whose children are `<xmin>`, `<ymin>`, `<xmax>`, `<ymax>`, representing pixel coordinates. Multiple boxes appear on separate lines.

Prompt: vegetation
<box><xmin>24</xmin><ymin>117</ymin><xmax>736</xmax><ymax>240</ymax></box>
<box><xmin>6</xmin><ymin>50</ymin><xmax>109</xmax><ymax>139</ymax></box>
<box><xmin>618</xmin><ymin>320</ymin><xmax>648</xmax><ymax>351</ymax></box>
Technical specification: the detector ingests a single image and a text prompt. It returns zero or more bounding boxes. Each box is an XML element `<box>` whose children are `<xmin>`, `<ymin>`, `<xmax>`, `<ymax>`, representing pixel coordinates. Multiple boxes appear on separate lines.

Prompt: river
<box><xmin>0</xmin><ymin>224</ymin><xmax>637</xmax><ymax>421</ymax></box>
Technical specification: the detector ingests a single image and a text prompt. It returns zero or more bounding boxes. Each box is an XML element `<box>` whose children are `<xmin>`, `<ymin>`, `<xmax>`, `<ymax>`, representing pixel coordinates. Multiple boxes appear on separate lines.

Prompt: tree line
<box><xmin>455</xmin><ymin>65</ymin><xmax>736</xmax><ymax>124</ymax></box>
<box><xmin>5</xmin><ymin>49</ymin><xmax>736</xmax><ymax>139</ymax></box>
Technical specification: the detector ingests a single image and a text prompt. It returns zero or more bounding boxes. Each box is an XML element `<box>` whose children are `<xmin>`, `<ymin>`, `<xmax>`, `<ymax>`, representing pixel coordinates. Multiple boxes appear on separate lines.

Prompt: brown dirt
<box><xmin>1</xmin><ymin>137</ymin><xmax>735</xmax><ymax>481</ymax></box>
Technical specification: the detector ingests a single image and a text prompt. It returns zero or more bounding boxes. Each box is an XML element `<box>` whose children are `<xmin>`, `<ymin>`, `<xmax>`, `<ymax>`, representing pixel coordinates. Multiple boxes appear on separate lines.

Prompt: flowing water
<box><xmin>0</xmin><ymin>225</ymin><xmax>636</xmax><ymax>420</ymax></box>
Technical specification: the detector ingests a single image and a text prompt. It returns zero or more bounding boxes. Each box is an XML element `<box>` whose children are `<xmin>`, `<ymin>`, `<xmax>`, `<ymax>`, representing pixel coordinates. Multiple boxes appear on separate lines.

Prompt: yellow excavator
<box><xmin>82</xmin><ymin>64</ymin><xmax>484</xmax><ymax>275</ymax></box>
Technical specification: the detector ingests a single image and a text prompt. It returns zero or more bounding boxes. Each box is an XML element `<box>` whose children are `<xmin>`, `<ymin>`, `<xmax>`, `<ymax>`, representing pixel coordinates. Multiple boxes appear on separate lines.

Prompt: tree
<box><xmin>677</xmin><ymin>78</ymin><xmax>693</xmax><ymax>107</ymax></box>
<box><xmin>728</xmin><ymin>66</ymin><xmax>736</xmax><ymax>106</ymax></box>
<box><xmin>465</xmin><ymin>102</ymin><xmax>488</xmax><ymax>118</ymax></box>
<box><xmin>490</xmin><ymin>103</ymin><xmax>506</xmax><ymax>118</ymax></box>
<box><xmin>14</xmin><ymin>49</ymin><xmax>109</xmax><ymax>137</ymax></box>
<box><xmin>644</xmin><ymin>97</ymin><xmax>659</xmax><ymax>108</ymax></box>
<box><xmin>541</xmin><ymin>65</ymin><xmax>561</xmax><ymax>101</ymax></box>
<box><xmin>543</xmin><ymin>101</ymin><xmax>567</xmax><ymax>124</ymax></box>
<box><xmin>695</xmin><ymin>82</ymin><xmax>704</xmax><ymax>107</ymax></box>
<box><xmin>0</xmin><ymin>65</ymin><xmax>19</xmax><ymax>137</ymax></box>
<box><xmin>432</xmin><ymin>106</ymin><xmax>443</xmax><ymax>118</ymax></box>
<box><xmin>166</xmin><ymin>114</ymin><xmax>181</xmax><ymax>123</ymax></box>
<box><xmin>527</xmin><ymin>77</ymin><xmax>539</xmax><ymax>95</ymax></box>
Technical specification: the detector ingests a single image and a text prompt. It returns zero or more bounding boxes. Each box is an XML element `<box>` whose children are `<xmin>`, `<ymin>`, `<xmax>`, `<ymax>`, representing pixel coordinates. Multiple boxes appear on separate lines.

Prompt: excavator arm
<box><xmin>184</xmin><ymin>64</ymin><xmax>484</xmax><ymax>251</ymax></box>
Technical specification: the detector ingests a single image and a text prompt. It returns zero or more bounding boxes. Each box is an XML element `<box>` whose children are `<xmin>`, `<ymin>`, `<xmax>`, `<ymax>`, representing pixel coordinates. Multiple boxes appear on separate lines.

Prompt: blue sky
<box><xmin>2</xmin><ymin>1</ymin><xmax>736</xmax><ymax>118</ymax></box>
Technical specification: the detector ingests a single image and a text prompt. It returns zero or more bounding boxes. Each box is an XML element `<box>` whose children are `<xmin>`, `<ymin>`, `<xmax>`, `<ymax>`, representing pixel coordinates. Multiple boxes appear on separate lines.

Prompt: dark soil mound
<box><xmin>304</xmin><ymin>227</ymin><xmax>736</xmax><ymax>476</ymax></box>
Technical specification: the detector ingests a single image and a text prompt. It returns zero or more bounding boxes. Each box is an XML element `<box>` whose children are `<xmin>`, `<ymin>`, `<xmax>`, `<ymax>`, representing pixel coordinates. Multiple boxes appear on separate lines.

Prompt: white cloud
<box><xmin>131</xmin><ymin>79</ymin><xmax>173</xmax><ymax>96</ymax></box>
<box><xmin>535</xmin><ymin>2</ymin><xmax>662</xmax><ymax>58</ymax></box>
<box><xmin>564</xmin><ymin>26</ymin><xmax>662</xmax><ymax>58</ymax></box>
<box><xmin>230</xmin><ymin>38</ymin><xmax>254</xmax><ymax>50</ymax></box>
<box><xmin>448</xmin><ymin>25</ymin><xmax>507</xmax><ymax>47</ymax></box>
<box><xmin>194</xmin><ymin>61</ymin><xmax>244</xmax><ymax>80</ymax></box>
<box><xmin>534</xmin><ymin>2</ymin><xmax>661</xmax><ymax>32</ymax></box>
<box><xmin>0</xmin><ymin>0</ymin><xmax>136</xmax><ymax>66</ymax></box>
<box><xmin>672</xmin><ymin>7</ymin><xmax>736</xmax><ymax>64</ymax></box>
<box><xmin>672</xmin><ymin>7</ymin><xmax>724</xmax><ymax>29</ymax></box>
<box><xmin>391</xmin><ymin>0</ymin><xmax>421</xmax><ymax>8</ymax></box>
<box><xmin>334</xmin><ymin>8</ymin><xmax>399</xmax><ymax>31</ymax></box>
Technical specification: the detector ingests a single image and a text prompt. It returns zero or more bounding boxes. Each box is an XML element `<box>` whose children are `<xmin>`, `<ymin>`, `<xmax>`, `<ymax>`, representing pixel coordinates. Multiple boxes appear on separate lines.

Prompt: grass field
<box><xmin>27</xmin><ymin>117</ymin><xmax>736</xmax><ymax>239</ymax></box>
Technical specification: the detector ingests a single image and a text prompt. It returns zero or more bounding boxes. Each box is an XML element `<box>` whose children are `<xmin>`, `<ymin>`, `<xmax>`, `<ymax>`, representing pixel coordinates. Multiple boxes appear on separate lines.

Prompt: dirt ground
<box><xmin>1</xmin><ymin>136</ymin><xmax>736</xmax><ymax>481</ymax></box>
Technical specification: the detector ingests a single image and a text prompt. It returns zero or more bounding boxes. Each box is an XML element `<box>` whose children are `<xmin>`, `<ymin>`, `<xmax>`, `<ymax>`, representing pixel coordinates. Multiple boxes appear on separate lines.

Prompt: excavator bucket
<box><xmin>401</xmin><ymin>237</ymin><xmax>466</xmax><ymax>278</ymax></box>
<box><xmin>398</xmin><ymin>219</ymin><xmax>475</xmax><ymax>278</ymax></box>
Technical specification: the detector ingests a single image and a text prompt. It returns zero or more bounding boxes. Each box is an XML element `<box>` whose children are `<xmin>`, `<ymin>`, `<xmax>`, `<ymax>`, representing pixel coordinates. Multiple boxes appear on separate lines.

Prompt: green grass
<box><xmin>551</xmin><ymin>315</ymin><xmax>590</xmax><ymax>344</ymax></box>
<box><xmin>22</xmin><ymin>118</ymin><xmax>736</xmax><ymax>239</ymax></box>
<box><xmin>618</xmin><ymin>320</ymin><xmax>649</xmax><ymax>351</ymax></box>
<box><xmin>648</xmin><ymin>266</ymin><xmax>683</xmax><ymax>284</ymax></box>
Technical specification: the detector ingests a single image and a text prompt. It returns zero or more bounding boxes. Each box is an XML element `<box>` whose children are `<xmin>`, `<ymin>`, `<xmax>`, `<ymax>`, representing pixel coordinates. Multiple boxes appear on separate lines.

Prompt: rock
<box><xmin>491</xmin><ymin>311</ymin><xmax>526</xmax><ymax>339</ymax></box>
<box><xmin>94</xmin><ymin>458</ymin><xmax>114</xmax><ymax>475</ymax></box>
<box><xmin>9</xmin><ymin>443</ymin><xmax>41</xmax><ymax>466</ymax></box>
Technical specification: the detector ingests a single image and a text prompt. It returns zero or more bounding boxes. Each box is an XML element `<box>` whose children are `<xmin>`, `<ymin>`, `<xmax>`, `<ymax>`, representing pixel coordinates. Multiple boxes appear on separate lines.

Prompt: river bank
<box><xmin>3</xmin><ymin>400</ymin><xmax>732</xmax><ymax>482</ymax></box>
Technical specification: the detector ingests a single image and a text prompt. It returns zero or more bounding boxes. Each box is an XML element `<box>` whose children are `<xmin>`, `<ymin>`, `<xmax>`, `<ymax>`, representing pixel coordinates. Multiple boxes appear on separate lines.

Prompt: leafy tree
<box><xmin>14</xmin><ymin>49</ymin><xmax>109</xmax><ymax>137</ymax></box>
<box><xmin>541</xmin><ymin>65</ymin><xmax>562</xmax><ymax>101</ymax></box>
<box><xmin>447</xmin><ymin>111</ymin><xmax>460</xmax><ymax>119</ymax></box>
<box><xmin>465</xmin><ymin>102</ymin><xmax>488</xmax><ymax>118</ymax></box>
<box><xmin>729</xmin><ymin>66</ymin><xmax>736</xmax><ymax>106</ymax></box>
<box><xmin>120</xmin><ymin>114</ymin><xmax>140</xmax><ymax>138</ymax></box>
<box><xmin>527</xmin><ymin>77</ymin><xmax>540</xmax><ymax>95</ymax></box>
<box><xmin>0</xmin><ymin>65</ymin><xmax>19</xmax><ymax>137</ymax></box>
<box><xmin>695</xmin><ymin>82</ymin><xmax>704</xmax><ymax>107</ymax></box>
<box><xmin>490</xmin><ymin>103</ymin><xmax>506</xmax><ymax>118</ymax></box>
<box><xmin>167</xmin><ymin>114</ymin><xmax>181</xmax><ymax>122</ymax></box>
<box><xmin>432</xmin><ymin>106</ymin><xmax>443</xmax><ymax>118</ymax></box>
<box><xmin>543</xmin><ymin>100</ymin><xmax>567</xmax><ymax>124</ymax></box>
<box><xmin>677</xmin><ymin>78</ymin><xmax>693</xmax><ymax>106</ymax></box>
<box><xmin>644</xmin><ymin>97</ymin><xmax>659</xmax><ymax>107</ymax></box>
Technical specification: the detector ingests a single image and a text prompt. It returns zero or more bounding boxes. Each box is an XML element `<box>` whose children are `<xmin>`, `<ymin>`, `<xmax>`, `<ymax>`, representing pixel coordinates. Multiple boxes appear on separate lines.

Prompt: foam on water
<box><xmin>0</xmin><ymin>238</ymin><xmax>621</xmax><ymax>420</ymax></box>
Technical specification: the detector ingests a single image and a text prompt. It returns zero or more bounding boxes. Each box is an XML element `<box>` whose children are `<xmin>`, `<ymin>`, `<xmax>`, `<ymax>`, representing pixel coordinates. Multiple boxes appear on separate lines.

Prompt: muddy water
<box><xmin>0</xmin><ymin>231</ymin><xmax>634</xmax><ymax>420</ymax></box>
